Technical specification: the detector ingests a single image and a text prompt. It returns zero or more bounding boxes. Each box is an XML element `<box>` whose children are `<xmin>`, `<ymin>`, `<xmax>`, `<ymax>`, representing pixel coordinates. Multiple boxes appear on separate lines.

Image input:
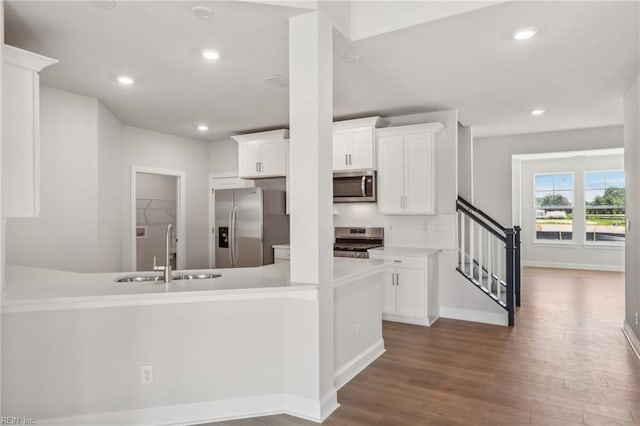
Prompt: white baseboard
<box><xmin>623</xmin><ymin>320</ymin><xmax>640</xmax><ymax>360</ymax></box>
<box><xmin>334</xmin><ymin>338</ymin><xmax>385</xmax><ymax>390</ymax></box>
<box><xmin>282</xmin><ymin>389</ymin><xmax>339</xmax><ymax>423</ymax></box>
<box><xmin>382</xmin><ymin>313</ymin><xmax>429</xmax><ymax>326</ymax></box>
<box><xmin>439</xmin><ymin>306</ymin><xmax>508</xmax><ymax>326</ymax></box>
<box><xmin>522</xmin><ymin>260</ymin><xmax>624</xmax><ymax>272</ymax></box>
<box><xmin>39</xmin><ymin>391</ymin><xmax>338</xmax><ymax>426</ymax></box>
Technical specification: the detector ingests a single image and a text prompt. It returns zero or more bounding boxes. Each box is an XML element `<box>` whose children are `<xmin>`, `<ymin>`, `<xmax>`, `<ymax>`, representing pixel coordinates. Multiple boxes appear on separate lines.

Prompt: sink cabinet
<box><xmin>2</xmin><ymin>45</ymin><xmax>57</xmax><ymax>217</ymax></box>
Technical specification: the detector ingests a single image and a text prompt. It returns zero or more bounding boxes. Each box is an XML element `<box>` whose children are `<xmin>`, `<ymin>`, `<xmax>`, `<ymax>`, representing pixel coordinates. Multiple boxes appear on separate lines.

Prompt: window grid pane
<box><xmin>534</xmin><ymin>173</ymin><xmax>573</xmax><ymax>242</ymax></box>
<box><xmin>584</xmin><ymin>171</ymin><xmax>625</xmax><ymax>243</ymax></box>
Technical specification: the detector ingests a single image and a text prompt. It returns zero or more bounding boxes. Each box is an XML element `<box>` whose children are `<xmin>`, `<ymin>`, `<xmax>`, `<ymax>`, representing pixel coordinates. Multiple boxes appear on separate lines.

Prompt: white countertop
<box><xmin>272</xmin><ymin>244</ymin><xmax>290</xmax><ymax>249</ymax></box>
<box><xmin>368</xmin><ymin>246</ymin><xmax>442</xmax><ymax>256</ymax></box>
<box><xmin>3</xmin><ymin>257</ymin><xmax>388</xmax><ymax>312</ymax></box>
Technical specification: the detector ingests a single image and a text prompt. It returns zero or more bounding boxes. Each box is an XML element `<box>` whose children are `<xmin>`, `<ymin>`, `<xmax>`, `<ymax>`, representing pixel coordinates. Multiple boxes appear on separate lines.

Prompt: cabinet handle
<box><xmin>397</xmin><ymin>273</ymin><xmax>400</xmax><ymax>286</ymax></box>
<box><xmin>392</xmin><ymin>272</ymin><xmax>396</xmax><ymax>286</ymax></box>
<box><xmin>259</xmin><ymin>162</ymin><xmax>262</xmax><ymax>172</ymax></box>
<box><xmin>256</xmin><ymin>162</ymin><xmax>259</xmax><ymax>172</ymax></box>
<box><xmin>348</xmin><ymin>154</ymin><xmax>352</xmax><ymax>165</ymax></box>
<box><xmin>345</xmin><ymin>154</ymin><xmax>348</xmax><ymax>166</ymax></box>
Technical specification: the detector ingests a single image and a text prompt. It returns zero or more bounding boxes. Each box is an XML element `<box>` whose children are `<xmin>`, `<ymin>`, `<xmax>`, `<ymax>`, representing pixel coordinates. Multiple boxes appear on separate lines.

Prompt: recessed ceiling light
<box><xmin>531</xmin><ymin>109</ymin><xmax>546</xmax><ymax>116</ymax></box>
<box><xmin>202</xmin><ymin>50</ymin><xmax>220</xmax><ymax>60</ymax></box>
<box><xmin>513</xmin><ymin>27</ymin><xmax>537</xmax><ymax>40</ymax></box>
<box><xmin>117</xmin><ymin>75</ymin><xmax>134</xmax><ymax>86</ymax></box>
<box><xmin>197</xmin><ymin>124</ymin><xmax>209</xmax><ymax>132</ymax></box>
<box><xmin>192</xmin><ymin>6</ymin><xmax>213</xmax><ymax>19</ymax></box>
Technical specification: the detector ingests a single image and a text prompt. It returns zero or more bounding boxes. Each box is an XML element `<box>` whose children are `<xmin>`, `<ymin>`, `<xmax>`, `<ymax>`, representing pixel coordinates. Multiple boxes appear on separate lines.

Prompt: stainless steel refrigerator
<box><xmin>214</xmin><ymin>187</ymin><xmax>289</xmax><ymax>268</ymax></box>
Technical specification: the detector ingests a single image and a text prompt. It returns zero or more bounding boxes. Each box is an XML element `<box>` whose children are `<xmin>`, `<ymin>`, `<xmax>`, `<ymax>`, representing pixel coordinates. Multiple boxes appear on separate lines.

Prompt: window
<box><xmin>534</xmin><ymin>173</ymin><xmax>574</xmax><ymax>241</ymax></box>
<box><xmin>585</xmin><ymin>171</ymin><xmax>625</xmax><ymax>243</ymax></box>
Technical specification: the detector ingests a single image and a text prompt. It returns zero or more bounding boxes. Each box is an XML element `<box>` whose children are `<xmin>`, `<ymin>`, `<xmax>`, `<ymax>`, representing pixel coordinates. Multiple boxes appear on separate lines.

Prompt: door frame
<box><xmin>131</xmin><ymin>166</ymin><xmax>186</xmax><ymax>272</ymax></box>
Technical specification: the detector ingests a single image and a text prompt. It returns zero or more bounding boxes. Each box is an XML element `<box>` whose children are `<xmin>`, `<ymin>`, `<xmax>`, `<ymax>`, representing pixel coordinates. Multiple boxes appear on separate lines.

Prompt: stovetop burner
<box><xmin>334</xmin><ymin>227</ymin><xmax>384</xmax><ymax>259</ymax></box>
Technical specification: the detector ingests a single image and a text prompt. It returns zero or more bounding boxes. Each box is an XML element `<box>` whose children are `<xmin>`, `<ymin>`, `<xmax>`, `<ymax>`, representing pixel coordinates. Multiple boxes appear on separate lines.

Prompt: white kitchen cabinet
<box><xmin>2</xmin><ymin>45</ymin><xmax>57</xmax><ymax>218</ymax></box>
<box><xmin>232</xmin><ymin>129</ymin><xmax>288</xmax><ymax>179</ymax></box>
<box><xmin>368</xmin><ymin>249</ymin><xmax>440</xmax><ymax>326</ymax></box>
<box><xmin>376</xmin><ymin>122</ymin><xmax>444</xmax><ymax>215</ymax></box>
<box><xmin>332</xmin><ymin>117</ymin><xmax>385</xmax><ymax>172</ymax></box>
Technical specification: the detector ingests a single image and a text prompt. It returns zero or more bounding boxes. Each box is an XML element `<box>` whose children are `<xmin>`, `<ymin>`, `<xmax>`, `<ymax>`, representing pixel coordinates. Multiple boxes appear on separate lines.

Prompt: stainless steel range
<box><xmin>334</xmin><ymin>227</ymin><xmax>384</xmax><ymax>259</ymax></box>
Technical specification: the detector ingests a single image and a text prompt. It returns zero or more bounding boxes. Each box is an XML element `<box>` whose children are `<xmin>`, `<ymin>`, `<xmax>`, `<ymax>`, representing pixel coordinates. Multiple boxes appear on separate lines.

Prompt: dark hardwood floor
<box><xmin>205</xmin><ymin>267</ymin><xmax>639</xmax><ymax>425</ymax></box>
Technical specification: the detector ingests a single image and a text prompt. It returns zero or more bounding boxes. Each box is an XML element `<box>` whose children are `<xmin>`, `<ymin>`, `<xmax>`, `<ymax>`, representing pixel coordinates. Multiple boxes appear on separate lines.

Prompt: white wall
<box><xmin>6</xmin><ymin>87</ymin><xmax>100</xmax><ymax>272</ymax></box>
<box><xmin>122</xmin><ymin>126</ymin><xmax>210</xmax><ymax>271</ymax></box>
<box><xmin>97</xmin><ymin>102</ymin><xmax>123</xmax><ymax>271</ymax></box>
<box><xmin>517</xmin><ymin>153</ymin><xmax>624</xmax><ymax>271</ymax></box>
<box><xmin>2</xmin><ymin>294</ymin><xmax>323</xmax><ymax>423</ymax></box>
<box><xmin>457</xmin><ymin>124</ymin><xmax>473</xmax><ymax>203</ymax></box>
<box><xmin>209</xmin><ymin>139</ymin><xmax>239</xmax><ymax>176</ymax></box>
<box><xmin>624</xmin><ymin>74</ymin><xmax>640</xmax><ymax>341</ymax></box>
<box><xmin>474</xmin><ymin>126</ymin><xmax>624</xmax><ymax>227</ymax></box>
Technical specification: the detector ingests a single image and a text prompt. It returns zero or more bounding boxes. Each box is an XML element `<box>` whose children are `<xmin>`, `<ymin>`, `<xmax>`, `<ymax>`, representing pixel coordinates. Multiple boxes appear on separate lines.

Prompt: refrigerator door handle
<box><xmin>228</xmin><ymin>207</ymin><xmax>235</xmax><ymax>266</ymax></box>
<box><xmin>232</xmin><ymin>207</ymin><xmax>238</xmax><ymax>266</ymax></box>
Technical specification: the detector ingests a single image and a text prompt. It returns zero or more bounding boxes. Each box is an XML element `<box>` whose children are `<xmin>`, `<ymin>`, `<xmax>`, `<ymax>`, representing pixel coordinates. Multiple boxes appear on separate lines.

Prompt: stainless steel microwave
<box><xmin>333</xmin><ymin>170</ymin><xmax>376</xmax><ymax>203</ymax></box>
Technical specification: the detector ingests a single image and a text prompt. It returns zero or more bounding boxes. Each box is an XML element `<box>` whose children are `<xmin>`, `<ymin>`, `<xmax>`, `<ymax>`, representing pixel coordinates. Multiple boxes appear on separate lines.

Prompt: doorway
<box><xmin>131</xmin><ymin>167</ymin><xmax>186</xmax><ymax>272</ymax></box>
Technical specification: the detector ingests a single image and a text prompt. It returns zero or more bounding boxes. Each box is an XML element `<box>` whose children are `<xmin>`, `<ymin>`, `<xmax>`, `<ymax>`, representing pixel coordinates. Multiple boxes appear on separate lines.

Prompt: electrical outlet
<box><xmin>355</xmin><ymin>322</ymin><xmax>361</xmax><ymax>340</ymax></box>
<box><xmin>141</xmin><ymin>365</ymin><xmax>153</xmax><ymax>384</ymax></box>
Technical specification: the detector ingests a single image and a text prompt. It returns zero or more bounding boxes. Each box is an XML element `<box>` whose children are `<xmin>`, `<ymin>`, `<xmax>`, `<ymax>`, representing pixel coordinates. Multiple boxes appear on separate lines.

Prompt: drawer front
<box><xmin>369</xmin><ymin>253</ymin><xmax>425</xmax><ymax>270</ymax></box>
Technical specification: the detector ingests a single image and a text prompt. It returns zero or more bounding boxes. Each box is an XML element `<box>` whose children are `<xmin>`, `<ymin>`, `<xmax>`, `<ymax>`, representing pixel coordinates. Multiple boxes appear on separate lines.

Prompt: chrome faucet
<box><xmin>153</xmin><ymin>223</ymin><xmax>173</xmax><ymax>283</ymax></box>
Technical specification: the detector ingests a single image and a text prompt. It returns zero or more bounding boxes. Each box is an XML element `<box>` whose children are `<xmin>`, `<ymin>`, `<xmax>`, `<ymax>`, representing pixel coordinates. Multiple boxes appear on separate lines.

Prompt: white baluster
<box><xmin>487</xmin><ymin>232</ymin><xmax>493</xmax><ymax>295</ymax></box>
<box><xmin>469</xmin><ymin>219</ymin><xmax>475</xmax><ymax>277</ymax></box>
<box><xmin>496</xmin><ymin>240</ymin><xmax>502</xmax><ymax>301</ymax></box>
<box><xmin>457</xmin><ymin>212</ymin><xmax>462</xmax><ymax>269</ymax></box>
<box><xmin>460</xmin><ymin>213</ymin><xmax>467</xmax><ymax>273</ymax></box>
<box><xmin>478</xmin><ymin>226</ymin><xmax>484</xmax><ymax>287</ymax></box>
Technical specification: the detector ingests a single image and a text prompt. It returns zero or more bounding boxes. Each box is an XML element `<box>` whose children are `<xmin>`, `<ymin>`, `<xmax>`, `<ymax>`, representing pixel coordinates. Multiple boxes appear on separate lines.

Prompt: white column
<box><xmin>288</xmin><ymin>9</ymin><xmax>337</xmax><ymax>419</ymax></box>
<box><xmin>0</xmin><ymin>0</ymin><xmax>5</xmax><ymax>415</ymax></box>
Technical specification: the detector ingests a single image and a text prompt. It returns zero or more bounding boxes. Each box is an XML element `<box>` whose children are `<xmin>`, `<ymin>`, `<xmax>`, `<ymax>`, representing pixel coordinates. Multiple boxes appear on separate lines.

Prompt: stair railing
<box><xmin>456</xmin><ymin>196</ymin><xmax>521</xmax><ymax>326</ymax></box>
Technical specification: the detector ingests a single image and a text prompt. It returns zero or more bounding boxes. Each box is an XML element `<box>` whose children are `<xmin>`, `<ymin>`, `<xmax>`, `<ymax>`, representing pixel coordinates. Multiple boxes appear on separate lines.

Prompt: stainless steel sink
<box><xmin>115</xmin><ymin>273</ymin><xmax>221</xmax><ymax>283</ymax></box>
<box><xmin>173</xmin><ymin>273</ymin><xmax>222</xmax><ymax>280</ymax></box>
<box><xmin>115</xmin><ymin>274</ymin><xmax>163</xmax><ymax>283</ymax></box>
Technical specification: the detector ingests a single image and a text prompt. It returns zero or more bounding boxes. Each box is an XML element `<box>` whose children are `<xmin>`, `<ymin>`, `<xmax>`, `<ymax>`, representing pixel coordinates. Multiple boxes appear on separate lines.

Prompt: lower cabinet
<box><xmin>369</xmin><ymin>250</ymin><xmax>439</xmax><ymax>326</ymax></box>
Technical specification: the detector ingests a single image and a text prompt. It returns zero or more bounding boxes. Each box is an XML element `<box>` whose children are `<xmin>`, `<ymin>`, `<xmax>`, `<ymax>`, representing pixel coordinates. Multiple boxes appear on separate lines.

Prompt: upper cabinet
<box><xmin>332</xmin><ymin>116</ymin><xmax>386</xmax><ymax>172</ymax></box>
<box><xmin>232</xmin><ymin>129</ymin><xmax>289</xmax><ymax>179</ymax></box>
<box><xmin>376</xmin><ymin>123</ymin><xmax>444</xmax><ymax>215</ymax></box>
<box><xmin>2</xmin><ymin>45</ymin><xmax>58</xmax><ymax>218</ymax></box>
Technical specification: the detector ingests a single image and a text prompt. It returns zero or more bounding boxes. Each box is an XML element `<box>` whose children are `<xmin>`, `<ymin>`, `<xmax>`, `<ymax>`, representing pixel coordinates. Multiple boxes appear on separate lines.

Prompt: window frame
<box><xmin>583</xmin><ymin>169</ymin><xmax>625</xmax><ymax>247</ymax></box>
<box><xmin>533</xmin><ymin>171</ymin><xmax>575</xmax><ymax>244</ymax></box>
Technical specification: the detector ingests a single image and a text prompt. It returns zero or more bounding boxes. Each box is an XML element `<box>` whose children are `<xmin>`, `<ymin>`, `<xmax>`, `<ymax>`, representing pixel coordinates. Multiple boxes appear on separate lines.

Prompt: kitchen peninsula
<box><xmin>2</xmin><ymin>258</ymin><xmax>388</xmax><ymax>425</ymax></box>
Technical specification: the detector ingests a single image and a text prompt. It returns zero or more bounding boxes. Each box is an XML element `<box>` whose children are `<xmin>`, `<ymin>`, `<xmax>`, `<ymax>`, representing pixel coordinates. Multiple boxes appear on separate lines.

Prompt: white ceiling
<box><xmin>333</xmin><ymin>1</ymin><xmax>639</xmax><ymax>137</ymax></box>
<box><xmin>5</xmin><ymin>1</ymin><xmax>639</xmax><ymax>140</ymax></box>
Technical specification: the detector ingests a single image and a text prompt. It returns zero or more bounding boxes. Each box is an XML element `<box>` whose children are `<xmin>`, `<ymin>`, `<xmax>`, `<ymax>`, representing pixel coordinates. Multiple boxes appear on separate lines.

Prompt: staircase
<box><xmin>456</xmin><ymin>196</ymin><xmax>521</xmax><ymax>326</ymax></box>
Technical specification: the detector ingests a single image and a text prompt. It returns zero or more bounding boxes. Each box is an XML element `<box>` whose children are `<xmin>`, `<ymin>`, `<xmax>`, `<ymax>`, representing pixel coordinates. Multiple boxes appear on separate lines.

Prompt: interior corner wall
<box><xmin>209</xmin><ymin>139</ymin><xmax>239</xmax><ymax>176</ymax></box>
<box><xmin>624</xmin><ymin>73</ymin><xmax>640</xmax><ymax>341</ymax></box>
<box><xmin>122</xmin><ymin>126</ymin><xmax>210</xmax><ymax>271</ymax></box>
<box><xmin>97</xmin><ymin>101</ymin><xmax>123</xmax><ymax>272</ymax></box>
<box><xmin>5</xmin><ymin>86</ymin><xmax>100</xmax><ymax>272</ymax></box>
<box><xmin>473</xmin><ymin>126</ymin><xmax>624</xmax><ymax>226</ymax></box>
<box><xmin>457</xmin><ymin>124</ymin><xmax>473</xmax><ymax>202</ymax></box>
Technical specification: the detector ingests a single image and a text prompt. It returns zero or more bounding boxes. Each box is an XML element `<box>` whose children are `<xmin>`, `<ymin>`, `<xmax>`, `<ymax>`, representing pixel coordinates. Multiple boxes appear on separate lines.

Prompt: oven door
<box><xmin>333</xmin><ymin>171</ymin><xmax>376</xmax><ymax>203</ymax></box>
